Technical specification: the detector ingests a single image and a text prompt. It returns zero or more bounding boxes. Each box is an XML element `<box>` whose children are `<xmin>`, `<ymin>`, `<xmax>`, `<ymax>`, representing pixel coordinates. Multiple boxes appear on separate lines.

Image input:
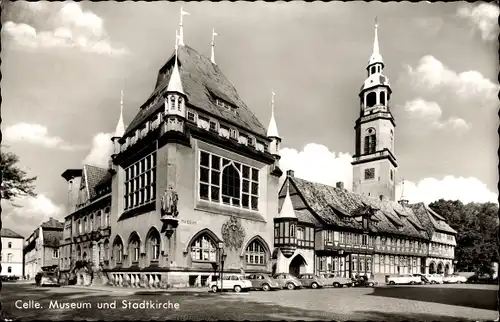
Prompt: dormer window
<box><xmin>248</xmin><ymin>136</ymin><xmax>255</xmax><ymax>147</ymax></box>
<box><xmin>230</xmin><ymin>129</ymin><xmax>238</xmax><ymax>140</ymax></box>
<box><xmin>216</xmin><ymin>98</ymin><xmax>233</xmax><ymax>111</ymax></box>
<box><xmin>187</xmin><ymin>111</ymin><xmax>197</xmax><ymax>123</ymax></box>
<box><xmin>209</xmin><ymin>120</ymin><xmax>218</xmax><ymax>132</ymax></box>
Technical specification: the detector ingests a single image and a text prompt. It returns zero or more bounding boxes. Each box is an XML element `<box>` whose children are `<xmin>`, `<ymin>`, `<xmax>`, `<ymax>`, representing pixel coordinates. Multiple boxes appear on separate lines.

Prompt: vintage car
<box><xmin>246</xmin><ymin>273</ymin><xmax>281</xmax><ymax>291</ymax></box>
<box><xmin>443</xmin><ymin>274</ymin><xmax>467</xmax><ymax>284</ymax></box>
<box><xmin>36</xmin><ymin>272</ymin><xmax>60</xmax><ymax>287</ymax></box>
<box><xmin>386</xmin><ymin>274</ymin><xmax>421</xmax><ymax>285</ymax></box>
<box><xmin>412</xmin><ymin>273</ymin><xmax>429</xmax><ymax>284</ymax></box>
<box><xmin>319</xmin><ymin>273</ymin><xmax>353</xmax><ymax>288</ymax></box>
<box><xmin>208</xmin><ymin>275</ymin><xmax>252</xmax><ymax>293</ymax></box>
<box><xmin>424</xmin><ymin>274</ymin><xmax>444</xmax><ymax>284</ymax></box>
<box><xmin>273</xmin><ymin>273</ymin><xmax>303</xmax><ymax>290</ymax></box>
<box><xmin>352</xmin><ymin>275</ymin><xmax>377</xmax><ymax>287</ymax></box>
<box><xmin>297</xmin><ymin>274</ymin><xmax>325</xmax><ymax>289</ymax></box>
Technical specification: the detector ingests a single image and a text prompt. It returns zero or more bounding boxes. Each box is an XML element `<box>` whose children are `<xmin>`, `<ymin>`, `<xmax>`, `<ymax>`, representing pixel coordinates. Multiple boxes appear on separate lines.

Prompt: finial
<box><xmin>179</xmin><ymin>7</ymin><xmax>190</xmax><ymax>47</ymax></box>
<box><xmin>267</xmin><ymin>89</ymin><xmax>280</xmax><ymax>138</ymax></box>
<box><xmin>368</xmin><ymin>16</ymin><xmax>384</xmax><ymax>67</ymax></box>
<box><xmin>114</xmin><ymin>89</ymin><xmax>125</xmax><ymax>138</ymax></box>
<box><xmin>211</xmin><ymin>28</ymin><xmax>218</xmax><ymax>65</ymax></box>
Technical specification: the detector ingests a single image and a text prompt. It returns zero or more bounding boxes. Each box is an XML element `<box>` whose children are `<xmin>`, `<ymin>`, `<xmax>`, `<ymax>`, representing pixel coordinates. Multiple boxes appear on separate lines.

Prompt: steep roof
<box><xmin>84</xmin><ymin>165</ymin><xmax>109</xmax><ymax>200</ymax></box>
<box><xmin>0</xmin><ymin>228</ymin><xmax>23</xmax><ymax>239</ymax></box>
<box><xmin>408</xmin><ymin>203</ymin><xmax>457</xmax><ymax>235</ymax></box>
<box><xmin>42</xmin><ymin>230</ymin><xmax>63</xmax><ymax>247</ymax></box>
<box><xmin>289</xmin><ymin>176</ymin><xmax>429</xmax><ymax>239</ymax></box>
<box><xmin>41</xmin><ymin>217</ymin><xmax>64</xmax><ymax>230</ymax></box>
<box><xmin>124</xmin><ymin>45</ymin><xmax>267</xmax><ymax>138</ymax></box>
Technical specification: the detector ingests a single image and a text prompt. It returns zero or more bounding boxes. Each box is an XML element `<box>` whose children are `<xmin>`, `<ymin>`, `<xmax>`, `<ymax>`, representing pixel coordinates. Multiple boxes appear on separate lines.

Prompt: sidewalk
<box><xmin>63</xmin><ymin>284</ymin><xmax>209</xmax><ymax>293</ymax></box>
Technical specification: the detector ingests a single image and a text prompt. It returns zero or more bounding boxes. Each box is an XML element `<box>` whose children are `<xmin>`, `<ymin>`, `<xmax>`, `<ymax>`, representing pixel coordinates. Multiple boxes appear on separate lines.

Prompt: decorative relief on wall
<box><xmin>160</xmin><ymin>185</ymin><xmax>179</xmax><ymax>217</ymax></box>
<box><xmin>221</xmin><ymin>216</ymin><xmax>245</xmax><ymax>251</ymax></box>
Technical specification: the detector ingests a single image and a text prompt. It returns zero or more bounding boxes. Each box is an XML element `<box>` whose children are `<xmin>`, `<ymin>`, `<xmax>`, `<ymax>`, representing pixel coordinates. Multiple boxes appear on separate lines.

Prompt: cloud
<box><xmin>406</xmin><ymin>55</ymin><xmax>498</xmax><ymax>108</ymax></box>
<box><xmin>396</xmin><ymin>176</ymin><xmax>498</xmax><ymax>205</ymax></box>
<box><xmin>1</xmin><ymin>194</ymin><xmax>66</xmax><ymax>237</ymax></box>
<box><xmin>3</xmin><ymin>2</ymin><xmax>127</xmax><ymax>55</ymax></box>
<box><xmin>279</xmin><ymin>142</ymin><xmax>497</xmax><ymax>205</ymax></box>
<box><xmin>4</xmin><ymin>122</ymin><xmax>84</xmax><ymax>150</ymax></box>
<box><xmin>457</xmin><ymin>3</ymin><xmax>499</xmax><ymax>41</ymax></box>
<box><xmin>279</xmin><ymin>143</ymin><xmax>353</xmax><ymax>190</ymax></box>
<box><xmin>83</xmin><ymin>132</ymin><xmax>113</xmax><ymax>168</ymax></box>
<box><xmin>403</xmin><ymin>99</ymin><xmax>470</xmax><ymax>132</ymax></box>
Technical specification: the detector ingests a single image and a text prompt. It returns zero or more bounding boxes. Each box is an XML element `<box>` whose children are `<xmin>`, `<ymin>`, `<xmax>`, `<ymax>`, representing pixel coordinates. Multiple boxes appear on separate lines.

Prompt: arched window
<box><xmin>129</xmin><ymin>234</ymin><xmax>140</xmax><ymax>263</ymax></box>
<box><xmin>366</xmin><ymin>92</ymin><xmax>376</xmax><ymax>108</ymax></box>
<box><xmin>7</xmin><ymin>267</ymin><xmax>12</xmax><ymax>273</ymax></box>
<box><xmin>83</xmin><ymin>252</ymin><xmax>88</xmax><ymax>260</ymax></box>
<box><xmin>190</xmin><ymin>234</ymin><xmax>216</xmax><ymax>262</ymax></box>
<box><xmin>78</xmin><ymin>219</ymin><xmax>82</xmax><ymax>234</ymax></box>
<box><xmin>113</xmin><ymin>238</ymin><xmax>123</xmax><ymax>264</ymax></box>
<box><xmin>390</xmin><ymin>130</ymin><xmax>394</xmax><ymax>151</ymax></box>
<box><xmin>246</xmin><ymin>240</ymin><xmax>266</xmax><ymax>265</ymax></box>
<box><xmin>96</xmin><ymin>211</ymin><xmax>101</xmax><ymax>229</ymax></box>
<box><xmin>221</xmin><ymin>163</ymin><xmax>241</xmax><ymax>206</ymax></box>
<box><xmin>370</xmin><ymin>66</ymin><xmax>376</xmax><ymax>75</ymax></box>
<box><xmin>7</xmin><ymin>242</ymin><xmax>12</xmax><ymax>248</ymax></box>
<box><xmin>178</xmin><ymin>97</ymin><xmax>183</xmax><ymax>110</ymax></box>
<box><xmin>147</xmin><ymin>230</ymin><xmax>161</xmax><ymax>262</ymax></box>
<box><xmin>289</xmin><ymin>224</ymin><xmax>296</xmax><ymax>238</ymax></box>
<box><xmin>104</xmin><ymin>239</ymin><xmax>110</xmax><ymax>261</ymax></box>
<box><xmin>83</xmin><ymin>217</ymin><xmax>87</xmax><ymax>233</ymax></box>
<box><xmin>7</xmin><ymin>253</ymin><xmax>13</xmax><ymax>262</ymax></box>
<box><xmin>364</xmin><ymin>128</ymin><xmax>376</xmax><ymax>154</ymax></box>
<box><xmin>89</xmin><ymin>214</ymin><xmax>94</xmax><ymax>231</ymax></box>
<box><xmin>170</xmin><ymin>96</ymin><xmax>176</xmax><ymax>110</ymax></box>
<box><xmin>105</xmin><ymin>208</ymin><xmax>110</xmax><ymax>228</ymax></box>
<box><xmin>380</xmin><ymin>91</ymin><xmax>386</xmax><ymax>106</ymax></box>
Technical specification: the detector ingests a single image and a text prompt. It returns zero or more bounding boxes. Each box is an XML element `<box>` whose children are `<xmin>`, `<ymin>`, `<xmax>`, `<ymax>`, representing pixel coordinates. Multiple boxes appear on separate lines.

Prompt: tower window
<box><xmin>366</xmin><ymin>92</ymin><xmax>376</xmax><ymax>108</ymax></box>
<box><xmin>371</xmin><ymin>66</ymin><xmax>376</xmax><ymax>75</ymax></box>
<box><xmin>364</xmin><ymin>132</ymin><xmax>376</xmax><ymax>154</ymax></box>
<box><xmin>380</xmin><ymin>92</ymin><xmax>386</xmax><ymax>105</ymax></box>
<box><xmin>365</xmin><ymin>168</ymin><xmax>375</xmax><ymax>180</ymax></box>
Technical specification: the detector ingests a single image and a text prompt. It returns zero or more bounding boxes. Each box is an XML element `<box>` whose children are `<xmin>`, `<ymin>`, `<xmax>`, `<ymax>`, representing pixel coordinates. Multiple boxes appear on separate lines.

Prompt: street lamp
<box><xmin>218</xmin><ymin>242</ymin><xmax>225</xmax><ymax>292</ymax></box>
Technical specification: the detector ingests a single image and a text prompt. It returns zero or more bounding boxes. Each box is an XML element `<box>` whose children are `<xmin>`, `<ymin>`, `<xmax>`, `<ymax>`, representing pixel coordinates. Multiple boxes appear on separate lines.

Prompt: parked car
<box><xmin>1</xmin><ymin>276</ymin><xmax>19</xmax><ymax>282</ymax></box>
<box><xmin>352</xmin><ymin>275</ymin><xmax>377</xmax><ymax>287</ymax></box>
<box><xmin>412</xmin><ymin>273</ymin><xmax>429</xmax><ymax>284</ymax></box>
<box><xmin>297</xmin><ymin>274</ymin><xmax>325</xmax><ymax>289</ymax></box>
<box><xmin>319</xmin><ymin>273</ymin><xmax>353</xmax><ymax>288</ymax></box>
<box><xmin>246</xmin><ymin>273</ymin><xmax>281</xmax><ymax>291</ymax></box>
<box><xmin>386</xmin><ymin>274</ymin><xmax>421</xmax><ymax>285</ymax></box>
<box><xmin>273</xmin><ymin>273</ymin><xmax>303</xmax><ymax>290</ymax></box>
<box><xmin>443</xmin><ymin>273</ymin><xmax>467</xmax><ymax>284</ymax></box>
<box><xmin>36</xmin><ymin>272</ymin><xmax>60</xmax><ymax>287</ymax></box>
<box><xmin>425</xmin><ymin>274</ymin><xmax>444</xmax><ymax>284</ymax></box>
<box><xmin>208</xmin><ymin>275</ymin><xmax>252</xmax><ymax>293</ymax></box>
<box><xmin>467</xmin><ymin>273</ymin><xmax>498</xmax><ymax>284</ymax></box>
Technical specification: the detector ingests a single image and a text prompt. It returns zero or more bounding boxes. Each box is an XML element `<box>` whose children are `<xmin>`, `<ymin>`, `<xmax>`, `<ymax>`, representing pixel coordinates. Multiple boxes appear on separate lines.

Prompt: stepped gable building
<box><xmin>59</xmin><ymin>164</ymin><xmax>112</xmax><ymax>285</ymax></box>
<box><xmin>24</xmin><ymin>217</ymin><xmax>64</xmax><ymax>279</ymax></box>
<box><xmin>272</xmin><ymin>22</ymin><xmax>456</xmax><ymax>283</ymax></box>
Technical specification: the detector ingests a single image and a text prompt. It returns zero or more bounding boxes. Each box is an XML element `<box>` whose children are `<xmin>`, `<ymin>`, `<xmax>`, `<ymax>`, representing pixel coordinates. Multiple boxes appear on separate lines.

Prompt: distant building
<box><xmin>24</xmin><ymin>217</ymin><xmax>64</xmax><ymax>279</ymax></box>
<box><xmin>1</xmin><ymin>228</ymin><xmax>24</xmax><ymax>278</ymax></box>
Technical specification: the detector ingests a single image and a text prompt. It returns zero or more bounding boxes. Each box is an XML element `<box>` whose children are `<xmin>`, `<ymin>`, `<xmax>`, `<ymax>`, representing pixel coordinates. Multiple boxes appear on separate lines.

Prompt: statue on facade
<box><xmin>160</xmin><ymin>185</ymin><xmax>179</xmax><ymax>217</ymax></box>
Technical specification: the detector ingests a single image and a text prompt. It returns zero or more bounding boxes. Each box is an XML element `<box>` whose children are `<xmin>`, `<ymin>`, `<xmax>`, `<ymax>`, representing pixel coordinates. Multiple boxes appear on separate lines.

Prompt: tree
<box><xmin>429</xmin><ymin>199</ymin><xmax>499</xmax><ymax>274</ymax></box>
<box><xmin>0</xmin><ymin>151</ymin><xmax>37</xmax><ymax>204</ymax></box>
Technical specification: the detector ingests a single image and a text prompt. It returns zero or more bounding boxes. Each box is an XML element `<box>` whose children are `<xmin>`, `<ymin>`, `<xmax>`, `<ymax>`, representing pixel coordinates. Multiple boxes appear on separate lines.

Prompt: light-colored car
<box><xmin>273</xmin><ymin>273</ymin><xmax>303</xmax><ymax>290</ymax></box>
<box><xmin>208</xmin><ymin>275</ymin><xmax>252</xmax><ymax>293</ymax></box>
<box><xmin>425</xmin><ymin>274</ymin><xmax>444</xmax><ymax>284</ymax></box>
<box><xmin>246</xmin><ymin>273</ymin><xmax>281</xmax><ymax>291</ymax></box>
<box><xmin>443</xmin><ymin>274</ymin><xmax>467</xmax><ymax>284</ymax></box>
<box><xmin>37</xmin><ymin>272</ymin><xmax>60</xmax><ymax>287</ymax></box>
<box><xmin>387</xmin><ymin>274</ymin><xmax>421</xmax><ymax>285</ymax></box>
<box><xmin>297</xmin><ymin>274</ymin><xmax>325</xmax><ymax>289</ymax></box>
<box><xmin>319</xmin><ymin>273</ymin><xmax>353</xmax><ymax>288</ymax></box>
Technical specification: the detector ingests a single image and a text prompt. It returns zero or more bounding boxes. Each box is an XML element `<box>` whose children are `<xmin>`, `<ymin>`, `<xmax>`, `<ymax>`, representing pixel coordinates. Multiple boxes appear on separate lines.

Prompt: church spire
<box><xmin>167</xmin><ymin>30</ymin><xmax>185</xmax><ymax>95</ymax></box>
<box><xmin>267</xmin><ymin>90</ymin><xmax>280</xmax><ymax>138</ymax></box>
<box><xmin>114</xmin><ymin>89</ymin><xmax>125</xmax><ymax>138</ymax></box>
<box><xmin>179</xmin><ymin>7</ymin><xmax>190</xmax><ymax>47</ymax></box>
<box><xmin>368</xmin><ymin>17</ymin><xmax>384</xmax><ymax>67</ymax></box>
<box><xmin>211</xmin><ymin>28</ymin><xmax>218</xmax><ymax>65</ymax></box>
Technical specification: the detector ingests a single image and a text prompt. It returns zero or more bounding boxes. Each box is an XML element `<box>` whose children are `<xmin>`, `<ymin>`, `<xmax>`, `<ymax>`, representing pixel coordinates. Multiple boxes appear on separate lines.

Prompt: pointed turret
<box><xmin>267</xmin><ymin>90</ymin><xmax>280</xmax><ymax>139</ymax></box>
<box><xmin>398</xmin><ymin>178</ymin><xmax>409</xmax><ymax>206</ymax></box>
<box><xmin>368</xmin><ymin>18</ymin><xmax>384</xmax><ymax>68</ymax></box>
<box><xmin>111</xmin><ymin>90</ymin><xmax>125</xmax><ymax>157</ymax></box>
<box><xmin>277</xmin><ymin>181</ymin><xmax>297</xmax><ymax>219</ymax></box>
<box><xmin>165</xmin><ymin>30</ymin><xmax>187</xmax><ymax>133</ymax></box>
<box><xmin>166</xmin><ymin>31</ymin><xmax>185</xmax><ymax>95</ymax></box>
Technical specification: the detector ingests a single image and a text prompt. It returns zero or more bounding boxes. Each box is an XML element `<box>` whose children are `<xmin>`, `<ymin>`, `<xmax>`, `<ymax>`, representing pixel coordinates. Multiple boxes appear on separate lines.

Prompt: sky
<box><xmin>1</xmin><ymin>1</ymin><xmax>498</xmax><ymax>238</ymax></box>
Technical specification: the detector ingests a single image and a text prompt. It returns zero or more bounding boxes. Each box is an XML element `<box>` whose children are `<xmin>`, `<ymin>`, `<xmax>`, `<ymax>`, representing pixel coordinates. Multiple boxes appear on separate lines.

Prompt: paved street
<box><xmin>1</xmin><ymin>282</ymin><xmax>497</xmax><ymax>321</ymax></box>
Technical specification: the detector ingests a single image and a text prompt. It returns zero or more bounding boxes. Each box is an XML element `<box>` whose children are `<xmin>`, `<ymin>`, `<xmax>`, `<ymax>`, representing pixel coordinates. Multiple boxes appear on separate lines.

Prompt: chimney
<box><xmin>286</xmin><ymin>170</ymin><xmax>294</xmax><ymax>177</ymax></box>
<box><xmin>336</xmin><ymin>181</ymin><xmax>344</xmax><ymax>189</ymax></box>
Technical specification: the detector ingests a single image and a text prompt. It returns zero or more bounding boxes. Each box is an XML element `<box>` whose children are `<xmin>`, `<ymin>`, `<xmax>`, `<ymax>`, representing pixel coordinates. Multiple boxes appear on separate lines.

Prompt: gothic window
<box><xmin>7</xmin><ymin>253</ymin><xmax>12</xmax><ymax>262</ymax></box>
<box><xmin>128</xmin><ymin>235</ymin><xmax>140</xmax><ymax>264</ymax></box>
<box><xmin>7</xmin><ymin>242</ymin><xmax>11</xmax><ymax>248</ymax></box>
<box><xmin>148</xmin><ymin>231</ymin><xmax>160</xmax><ymax>261</ymax></box>
<box><xmin>89</xmin><ymin>214</ymin><xmax>94</xmax><ymax>231</ymax></box>
<box><xmin>113</xmin><ymin>239</ymin><xmax>123</xmax><ymax>264</ymax></box>
<box><xmin>104</xmin><ymin>240</ymin><xmax>110</xmax><ymax>261</ymax></box>
<box><xmin>124</xmin><ymin>152</ymin><xmax>156</xmax><ymax>210</ymax></box>
<box><xmin>170</xmin><ymin>96</ymin><xmax>176</xmax><ymax>110</ymax></box>
<box><xmin>199</xmin><ymin>150</ymin><xmax>259</xmax><ymax>210</ymax></box>
<box><xmin>83</xmin><ymin>217</ymin><xmax>87</xmax><ymax>233</ymax></box>
<box><xmin>364</xmin><ymin>168</ymin><xmax>375</xmax><ymax>180</ymax></box>
<box><xmin>364</xmin><ymin>129</ymin><xmax>376</xmax><ymax>154</ymax></box>
<box><xmin>366</xmin><ymin>92</ymin><xmax>376</xmax><ymax>108</ymax></box>
<box><xmin>380</xmin><ymin>91</ymin><xmax>386</xmax><ymax>105</ymax></box>
<box><xmin>190</xmin><ymin>234</ymin><xmax>216</xmax><ymax>262</ymax></box>
<box><xmin>246</xmin><ymin>240</ymin><xmax>266</xmax><ymax>265</ymax></box>
<box><xmin>96</xmin><ymin>211</ymin><xmax>101</xmax><ymax>229</ymax></box>
<box><xmin>104</xmin><ymin>208</ymin><xmax>110</xmax><ymax>227</ymax></box>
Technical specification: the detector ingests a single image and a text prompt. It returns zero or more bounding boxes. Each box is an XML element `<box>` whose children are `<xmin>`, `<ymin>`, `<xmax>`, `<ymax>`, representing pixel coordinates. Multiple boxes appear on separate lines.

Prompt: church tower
<box><xmin>352</xmin><ymin>20</ymin><xmax>397</xmax><ymax>201</ymax></box>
